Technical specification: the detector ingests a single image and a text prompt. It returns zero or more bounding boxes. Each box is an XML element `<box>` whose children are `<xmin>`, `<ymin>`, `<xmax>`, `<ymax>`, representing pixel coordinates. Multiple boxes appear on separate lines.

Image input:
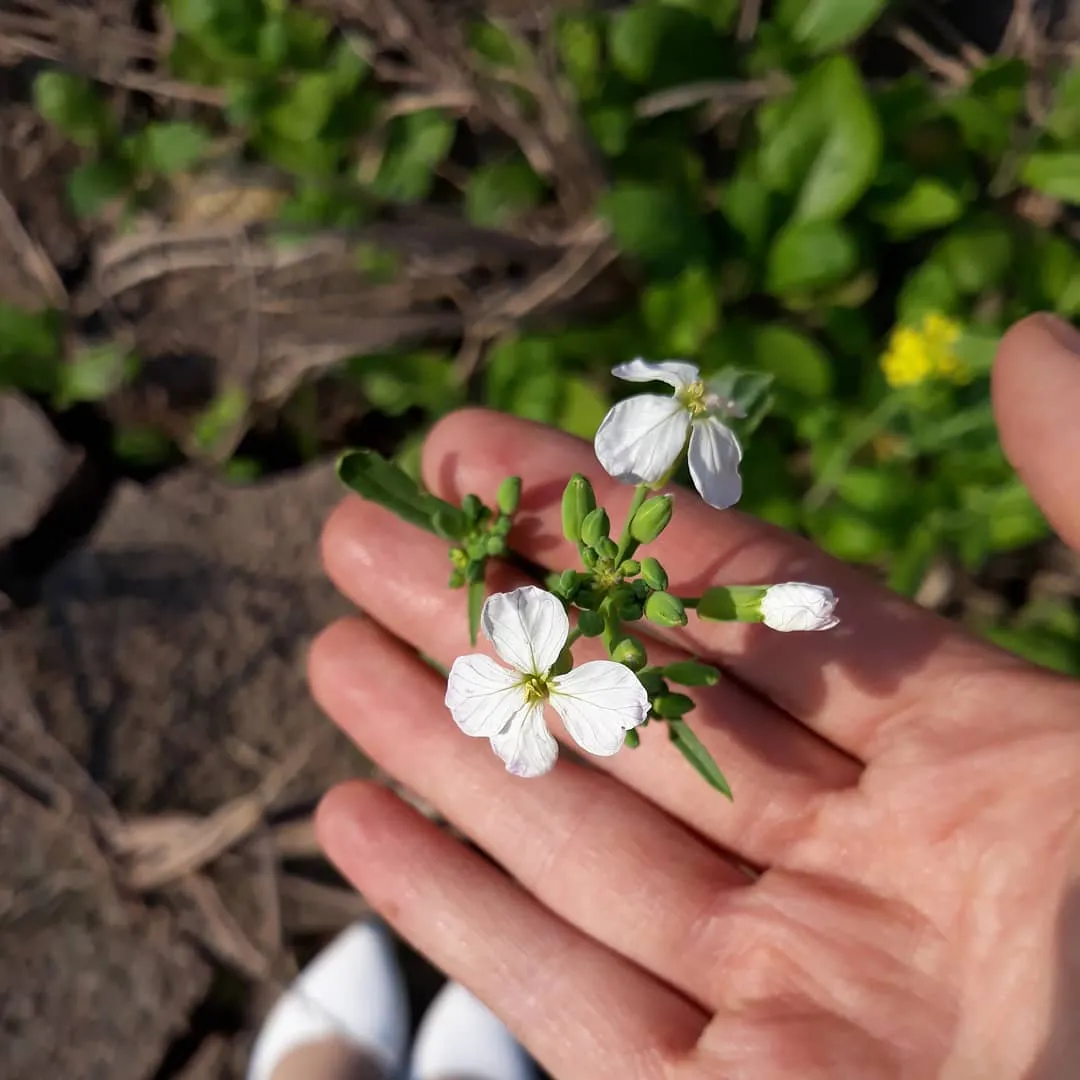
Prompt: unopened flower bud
<box><xmin>448</xmin><ymin>568</ymin><xmax>465</xmax><ymax>588</ymax></box>
<box><xmin>663</xmin><ymin>660</ymin><xmax>721</xmax><ymax>687</ymax></box>
<box><xmin>485</xmin><ymin>535</ymin><xmax>507</xmax><ymax>557</ymax></box>
<box><xmin>432</xmin><ymin>508</ymin><xmax>464</xmax><ymax>541</ymax></box>
<box><xmin>644</xmin><ymin>591</ymin><xmax>687</xmax><ymax>628</ymax></box>
<box><xmin>581</xmin><ymin>507</ymin><xmax>610</xmax><ymax>548</ymax></box>
<box><xmin>759</xmin><ymin>582</ymin><xmax>839</xmax><ymax>632</ymax></box>
<box><xmin>651</xmin><ymin>692</ymin><xmax>695</xmax><ymax>719</ymax></box>
<box><xmin>557</xmin><ymin>569</ymin><xmax>581</xmax><ymax>599</ymax></box>
<box><xmin>624</xmin><ymin>729</ymin><xmax>641</xmax><ymax>748</ymax></box>
<box><xmin>629</xmin><ymin>494</ymin><xmax>673</xmax><ymax>543</ymax></box>
<box><xmin>595</xmin><ymin>537</ymin><xmax>619</xmax><ymax>561</ymax></box>
<box><xmin>611</xmin><ymin>636</ymin><xmax>647</xmax><ymax>671</ymax></box>
<box><xmin>562</xmin><ymin>473</ymin><xmax>596</xmax><ymax>545</ymax></box>
<box><xmin>577</xmin><ymin>610</ymin><xmax>605</xmax><ymax>637</ymax></box>
<box><xmin>618</xmin><ymin>559</ymin><xmax>640</xmax><ymax>576</ymax></box>
<box><xmin>496</xmin><ymin>476</ymin><xmax>522</xmax><ymax>516</ymax></box>
<box><xmin>636</xmin><ymin>669</ymin><xmax>667</xmax><ymax>697</ymax></box>
<box><xmin>581</xmin><ymin>548</ymin><xmax>598</xmax><ymax>569</ymax></box>
<box><xmin>461</xmin><ymin>493</ymin><xmax>484</xmax><ymax>525</ymax></box>
<box><xmin>639</xmin><ymin>557</ymin><xmax>668</xmax><ymax>591</ymax></box>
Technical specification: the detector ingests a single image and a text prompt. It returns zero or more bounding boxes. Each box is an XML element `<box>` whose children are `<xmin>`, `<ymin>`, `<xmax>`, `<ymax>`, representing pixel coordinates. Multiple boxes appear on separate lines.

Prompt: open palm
<box><xmin>311</xmin><ymin>315</ymin><xmax>1080</xmax><ymax>1080</ymax></box>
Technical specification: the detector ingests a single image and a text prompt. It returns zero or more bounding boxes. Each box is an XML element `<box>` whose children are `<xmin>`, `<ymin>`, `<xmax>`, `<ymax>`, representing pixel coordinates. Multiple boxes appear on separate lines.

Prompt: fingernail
<box><xmin>1039</xmin><ymin>313</ymin><xmax>1080</xmax><ymax>354</ymax></box>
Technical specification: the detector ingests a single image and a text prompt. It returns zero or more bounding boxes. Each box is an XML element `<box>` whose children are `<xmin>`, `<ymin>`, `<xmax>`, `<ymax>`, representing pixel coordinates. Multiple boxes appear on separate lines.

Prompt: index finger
<box><xmin>421</xmin><ymin>409</ymin><xmax>1029</xmax><ymax>760</ymax></box>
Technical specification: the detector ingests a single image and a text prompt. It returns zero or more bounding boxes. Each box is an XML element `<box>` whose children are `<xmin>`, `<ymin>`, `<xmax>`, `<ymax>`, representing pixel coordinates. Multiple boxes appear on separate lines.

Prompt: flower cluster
<box><xmin>439</xmin><ymin>360</ymin><xmax>840</xmax><ymax>793</ymax></box>
<box><xmin>335</xmin><ymin>357</ymin><xmax>839</xmax><ymax>794</ymax></box>
<box><xmin>881</xmin><ymin>313</ymin><xmax>968</xmax><ymax>389</ymax></box>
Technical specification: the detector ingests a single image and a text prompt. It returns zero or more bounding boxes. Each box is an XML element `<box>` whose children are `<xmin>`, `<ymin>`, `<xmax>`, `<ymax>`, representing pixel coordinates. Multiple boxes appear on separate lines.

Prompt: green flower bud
<box><xmin>449</xmin><ymin>547</ymin><xmax>468</xmax><ymax>570</ymax></box>
<box><xmin>561</xmin><ymin>473</ymin><xmax>596</xmax><ymax>545</ymax></box>
<box><xmin>464</xmin><ymin>560</ymin><xmax>485</xmax><ymax>585</ymax></box>
<box><xmin>580</xmin><ymin>507</ymin><xmax>610</xmax><ymax>548</ymax></box>
<box><xmin>611</xmin><ymin>636</ymin><xmax>647</xmax><ymax>671</ymax></box>
<box><xmin>432</xmin><ymin>508</ymin><xmax>464</xmax><ymax>541</ymax></box>
<box><xmin>629</xmin><ymin>495</ymin><xmax>673</xmax><ymax>544</ymax></box>
<box><xmin>551</xmin><ymin>645</ymin><xmax>574</xmax><ymax>676</ymax></box>
<box><xmin>640</xmin><ymin>557</ymin><xmax>668</xmax><ymax>592</ymax></box>
<box><xmin>595</xmin><ymin>537</ymin><xmax>619</xmax><ymax>561</ymax></box>
<box><xmin>557</xmin><ymin>568</ymin><xmax>581</xmax><ymax>599</ymax></box>
<box><xmin>491</xmin><ymin>515</ymin><xmax>512</xmax><ymax>537</ymax></box>
<box><xmin>618</xmin><ymin>559</ymin><xmax>641</xmax><ymax>577</ymax></box>
<box><xmin>575</xmin><ymin>585</ymin><xmax>603</xmax><ymax>610</ymax></box>
<box><xmin>636</xmin><ymin>669</ymin><xmax>667</xmax><ymax>698</ymax></box>
<box><xmin>496</xmin><ymin>476</ymin><xmax>522</xmax><ymax>516</ymax></box>
<box><xmin>581</xmin><ymin>548</ymin><xmax>598</xmax><ymax>569</ymax></box>
<box><xmin>651</xmin><ymin>693</ymin><xmax>695</xmax><ymax>719</ymax></box>
<box><xmin>485</xmin><ymin>535</ymin><xmax>507</xmax><ymax>557</ymax></box>
<box><xmin>577</xmin><ymin>610</ymin><xmax>605</xmax><ymax>636</ymax></box>
<box><xmin>624</xmin><ymin>729</ymin><xmax>641</xmax><ymax>748</ymax></box>
<box><xmin>644</xmin><ymin>591</ymin><xmax>687</xmax><ymax>628</ymax></box>
<box><xmin>617</xmin><ymin>600</ymin><xmax>644</xmax><ymax>622</ymax></box>
<box><xmin>448</xmin><ymin>568</ymin><xmax>465</xmax><ymax>588</ymax></box>
<box><xmin>663</xmin><ymin>660</ymin><xmax>721</xmax><ymax>687</ymax></box>
<box><xmin>461</xmin><ymin>493</ymin><xmax>484</xmax><ymax>526</ymax></box>
<box><xmin>631</xmin><ymin>579</ymin><xmax>650</xmax><ymax>600</ymax></box>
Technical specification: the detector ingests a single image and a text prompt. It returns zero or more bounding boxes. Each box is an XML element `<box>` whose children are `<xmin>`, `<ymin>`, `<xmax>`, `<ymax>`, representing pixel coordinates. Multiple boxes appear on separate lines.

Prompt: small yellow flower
<box><xmin>881</xmin><ymin>313</ymin><xmax>968</xmax><ymax>389</ymax></box>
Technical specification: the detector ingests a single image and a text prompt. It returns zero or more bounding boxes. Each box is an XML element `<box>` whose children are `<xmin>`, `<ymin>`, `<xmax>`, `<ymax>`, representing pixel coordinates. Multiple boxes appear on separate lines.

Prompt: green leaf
<box><xmin>934</xmin><ymin>217</ymin><xmax>1014</xmax><ymax>293</ymax></box>
<box><xmin>642</xmin><ymin>266</ymin><xmax>719</xmax><ymax>355</ymax></box>
<box><xmin>873</xmin><ymin>178</ymin><xmax>966</xmax><ymax>238</ymax></box>
<box><xmin>668</xmin><ymin>719</ymin><xmax>732</xmax><ymax>798</ymax></box>
<box><xmin>599</xmin><ymin>182</ymin><xmax>712</xmax><ymax>278</ymax></box>
<box><xmin>759</xmin><ymin>57</ymin><xmax>881</xmax><ymax>223</ymax></box>
<box><xmin>751</xmin><ymin>324</ymin><xmax>833</xmax><ymax>399</ymax></box>
<box><xmin>766</xmin><ymin>220</ymin><xmax>858</xmax><ymax>295</ymax></box>
<box><xmin>897</xmin><ymin>259</ymin><xmax>960</xmax><ymax>322</ymax></box>
<box><xmin>371</xmin><ymin>110</ymin><xmax>456</xmax><ymax>203</ymax></box>
<box><xmin>777</xmin><ymin>0</ymin><xmax>889</xmax><ymax>54</ymax></box>
<box><xmin>557</xmin><ymin>13</ymin><xmax>603</xmax><ymax>100</ymax></box>
<box><xmin>467</xmin><ymin>579</ymin><xmax>485</xmax><ymax>646</ymax></box>
<box><xmin>608</xmin><ymin>2</ymin><xmax>726</xmax><ymax>87</ymax></box>
<box><xmin>136</xmin><ymin>122</ymin><xmax>210</xmax><ymax>175</ymax></box>
<box><xmin>33</xmin><ymin>71</ymin><xmax>113</xmax><ymax>147</ymax></box>
<box><xmin>1021</xmin><ymin>153</ymin><xmax>1080</xmax><ymax>205</ymax></box>
<box><xmin>662</xmin><ymin>660</ymin><xmax>721</xmax><ymax>686</ymax></box>
<box><xmin>191</xmin><ymin>385</ymin><xmax>249</xmax><ymax>454</ymax></box>
<box><xmin>557</xmin><ymin>377</ymin><xmax>610</xmax><ymax>440</ymax></box>
<box><xmin>1046</xmin><ymin>63</ymin><xmax>1080</xmax><ymax>144</ymax></box>
<box><xmin>337</xmin><ymin>449</ymin><xmax>458</xmax><ymax>533</ymax></box>
<box><xmin>56</xmin><ymin>343</ymin><xmax>137</xmax><ymax>408</ymax></box>
<box><xmin>465</xmin><ymin>158</ymin><xmax>545</xmax><ymax>227</ymax></box>
<box><xmin>67</xmin><ymin>158</ymin><xmax>132</xmax><ymax>218</ymax></box>
<box><xmin>0</xmin><ymin>304</ymin><xmax>63</xmax><ymax>392</ymax></box>
<box><xmin>268</xmin><ymin>72</ymin><xmax>340</xmax><ymax>142</ymax></box>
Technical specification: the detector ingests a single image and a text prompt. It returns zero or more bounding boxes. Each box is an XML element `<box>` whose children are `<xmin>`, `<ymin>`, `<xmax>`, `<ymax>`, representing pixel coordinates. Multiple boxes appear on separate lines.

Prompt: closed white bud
<box><xmin>759</xmin><ymin>583</ymin><xmax>839</xmax><ymax>632</ymax></box>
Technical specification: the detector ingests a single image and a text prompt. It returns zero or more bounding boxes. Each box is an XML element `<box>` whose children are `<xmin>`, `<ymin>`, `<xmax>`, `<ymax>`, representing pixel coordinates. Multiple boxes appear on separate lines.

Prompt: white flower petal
<box><xmin>594</xmin><ymin>395</ymin><xmax>690</xmax><ymax>485</ymax></box>
<box><xmin>688</xmin><ymin>418</ymin><xmax>743</xmax><ymax>509</ymax></box>
<box><xmin>760</xmin><ymin>583</ymin><xmax>839</xmax><ymax>632</ymax></box>
<box><xmin>550</xmin><ymin>661</ymin><xmax>649</xmax><ymax>757</ymax></box>
<box><xmin>445</xmin><ymin>654</ymin><xmax>530</xmax><ymax>736</ymax></box>
<box><xmin>481</xmin><ymin>585</ymin><xmax>568</xmax><ymax>675</ymax></box>
<box><xmin>490</xmin><ymin>702</ymin><xmax>559</xmax><ymax>777</ymax></box>
<box><xmin>611</xmin><ymin>358</ymin><xmax>700</xmax><ymax>390</ymax></box>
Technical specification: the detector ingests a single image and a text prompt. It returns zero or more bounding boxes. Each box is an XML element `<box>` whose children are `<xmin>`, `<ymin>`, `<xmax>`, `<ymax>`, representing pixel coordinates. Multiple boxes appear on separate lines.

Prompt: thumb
<box><xmin>992</xmin><ymin>313</ymin><xmax>1080</xmax><ymax>552</ymax></box>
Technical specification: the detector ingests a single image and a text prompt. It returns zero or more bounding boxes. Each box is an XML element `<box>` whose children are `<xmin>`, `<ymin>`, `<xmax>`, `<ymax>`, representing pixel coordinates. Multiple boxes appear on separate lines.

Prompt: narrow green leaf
<box><xmin>663</xmin><ymin>660</ymin><xmax>721</xmax><ymax>686</ymax></box>
<box><xmin>1021</xmin><ymin>153</ymin><xmax>1080</xmax><ymax>206</ymax></box>
<box><xmin>779</xmin><ymin>0</ymin><xmax>889</xmax><ymax>54</ymax></box>
<box><xmin>467</xmin><ymin>578</ymin><xmax>486</xmax><ymax>646</ymax></box>
<box><xmin>337</xmin><ymin>449</ymin><xmax>457</xmax><ymax>533</ymax></box>
<box><xmin>668</xmin><ymin>720</ymin><xmax>732</xmax><ymax>798</ymax></box>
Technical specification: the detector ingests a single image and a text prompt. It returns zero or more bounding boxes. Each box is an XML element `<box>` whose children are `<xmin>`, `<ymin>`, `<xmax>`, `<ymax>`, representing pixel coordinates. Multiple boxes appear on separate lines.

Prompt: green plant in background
<box><xmin>20</xmin><ymin>0</ymin><xmax>1080</xmax><ymax>674</ymax></box>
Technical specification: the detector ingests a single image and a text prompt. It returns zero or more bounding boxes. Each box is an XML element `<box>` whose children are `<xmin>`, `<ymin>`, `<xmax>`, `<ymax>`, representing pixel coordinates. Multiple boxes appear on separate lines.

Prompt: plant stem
<box><xmin>565</xmin><ymin>626</ymin><xmax>584</xmax><ymax>648</ymax></box>
<box><xmin>614</xmin><ymin>483</ymin><xmax>649</xmax><ymax>564</ymax></box>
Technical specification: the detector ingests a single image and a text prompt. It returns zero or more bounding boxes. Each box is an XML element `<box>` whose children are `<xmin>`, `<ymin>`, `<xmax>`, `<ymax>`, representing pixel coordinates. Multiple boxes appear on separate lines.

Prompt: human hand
<box><xmin>310</xmin><ymin>314</ymin><xmax>1080</xmax><ymax>1080</ymax></box>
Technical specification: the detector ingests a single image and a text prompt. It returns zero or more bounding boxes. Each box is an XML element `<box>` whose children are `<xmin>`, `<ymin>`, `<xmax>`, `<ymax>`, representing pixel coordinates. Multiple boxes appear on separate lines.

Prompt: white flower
<box><xmin>445</xmin><ymin>586</ymin><xmax>649</xmax><ymax>778</ymax></box>
<box><xmin>759</xmin><ymin>583</ymin><xmax>839</xmax><ymax>632</ymax></box>
<box><xmin>594</xmin><ymin>359</ymin><xmax>743</xmax><ymax>509</ymax></box>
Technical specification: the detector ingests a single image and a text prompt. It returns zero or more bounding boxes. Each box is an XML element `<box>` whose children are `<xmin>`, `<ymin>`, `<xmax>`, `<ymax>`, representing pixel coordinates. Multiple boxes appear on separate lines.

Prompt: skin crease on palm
<box><xmin>309</xmin><ymin>314</ymin><xmax>1080</xmax><ymax>1080</ymax></box>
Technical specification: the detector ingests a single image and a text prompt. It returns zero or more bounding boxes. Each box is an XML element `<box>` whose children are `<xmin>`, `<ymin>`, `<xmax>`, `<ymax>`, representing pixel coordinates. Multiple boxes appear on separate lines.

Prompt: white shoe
<box><xmin>248</xmin><ymin>921</ymin><xmax>410</xmax><ymax>1080</ymax></box>
<box><xmin>409</xmin><ymin>981</ymin><xmax>533</xmax><ymax>1080</ymax></box>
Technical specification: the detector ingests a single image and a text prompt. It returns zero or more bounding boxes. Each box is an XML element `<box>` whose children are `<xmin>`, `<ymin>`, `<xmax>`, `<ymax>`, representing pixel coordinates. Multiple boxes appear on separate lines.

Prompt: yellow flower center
<box><xmin>520</xmin><ymin>673</ymin><xmax>552</xmax><ymax>705</ymax></box>
<box><xmin>678</xmin><ymin>380</ymin><xmax>710</xmax><ymax>416</ymax></box>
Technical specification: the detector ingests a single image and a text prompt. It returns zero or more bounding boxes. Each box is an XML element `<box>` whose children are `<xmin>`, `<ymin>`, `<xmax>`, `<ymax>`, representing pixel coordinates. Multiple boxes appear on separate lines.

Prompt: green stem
<box><xmin>615</xmin><ymin>484</ymin><xmax>650</xmax><ymax>564</ymax></box>
<box><xmin>565</xmin><ymin>627</ymin><xmax>584</xmax><ymax>649</ymax></box>
<box><xmin>679</xmin><ymin>597</ymin><xmax>699</xmax><ymax>609</ymax></box>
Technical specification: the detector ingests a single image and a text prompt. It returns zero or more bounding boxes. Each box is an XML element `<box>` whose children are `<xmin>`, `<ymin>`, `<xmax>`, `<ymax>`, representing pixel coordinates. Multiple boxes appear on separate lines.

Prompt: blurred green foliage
<box><xmin>15</xmin><ymin>0</ymin><xmax>1080</xmax><ymax>673</ymax></box>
